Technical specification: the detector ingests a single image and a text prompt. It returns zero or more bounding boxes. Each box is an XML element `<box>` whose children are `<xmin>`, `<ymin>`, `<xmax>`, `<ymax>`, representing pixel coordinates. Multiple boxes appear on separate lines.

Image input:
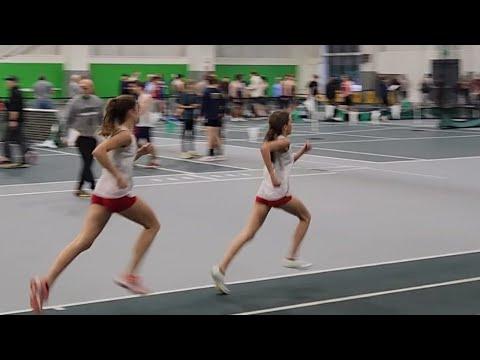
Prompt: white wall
<box><xmin>376</xmin><ymin>48</ymin><xmax>435</xmax><ymax>102</ymax></box>
<box><xmin>361</xmin><ymin>45</ymin><xmax>451</xmax><ymax>102</ymax></box>
<box><xmin>217</xmin><ymin>45</ymin><xmax>318</xmax><ymax>59</ymax></box>
<box><xmin>10</xmin><ymin>45</ymin><xmax>480</xmax><ymax>100</ymax></box>
<box><xmin>217</xmin><ymin>45</ymin><xmax>321</xmax><ymax>93</ymax></box>
<box><xmin>89</xmin><ymin>45</ymin><xmax>186</xmax><ymax>57</ymax></box>
<box><xmin>186</xmin><ymin>45</ymin><xmax>215</xmax><ymax>71</ymax></box>
<box><xmin>0</xmin><ymin>45</ymin><xmax>61</xmax><ymax>58</ymax></box>
<box><xmin>459</xmin><ymin>45</ymin><xmax>480</xmax><ymax>74</ymax></box>
<box><xmin>359</xmin><ymin>45</ymin><xmax>480</xmax><ymax>102</ymax></box>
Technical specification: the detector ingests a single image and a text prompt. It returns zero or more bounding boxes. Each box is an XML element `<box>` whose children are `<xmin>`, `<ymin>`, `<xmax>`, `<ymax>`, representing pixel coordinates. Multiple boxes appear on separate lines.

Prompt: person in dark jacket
<box><xmin>377</xmin><ymin>77</ymin><xmax>388</xmax><ymax>107</ymax></box>
<box><xmin>0</xmin><ymin>76</ymin><xmax>29</xmax><ymax>168</ymax></box>
<box><xmin>201</xmin><ymin>75</ymin><xmax>226</xmax><ymax>161</ymax></box>
<box><xmin>326</xmin><ymin>77</ymin><xmax>337</xmax><ymax>105</ymax></box>
<box><xmin>120</xmin><ymin>74</ymin><xmax>130</xmax><ymax>95</ymax></box>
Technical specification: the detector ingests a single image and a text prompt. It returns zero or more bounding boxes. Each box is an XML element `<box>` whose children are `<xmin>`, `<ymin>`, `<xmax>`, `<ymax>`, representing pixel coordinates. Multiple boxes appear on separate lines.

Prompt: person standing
<box><xmin>64</xmin><ymin>79</ymin><xmax>104</xmax><ymax>198</ymax></box>
<box><xmin>0</xmin><ymin>76</ymin><xmax>30</xmax><ymax>168</ymax></box>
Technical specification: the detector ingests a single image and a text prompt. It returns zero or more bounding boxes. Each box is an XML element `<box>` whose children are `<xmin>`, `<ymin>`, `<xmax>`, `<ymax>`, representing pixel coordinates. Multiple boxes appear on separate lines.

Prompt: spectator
<box><xmin>326</xmin><ymin>77</ymin><xmax>337</xmax><ymax>105</ymax></box>
<box><xmin>178</xmin><ymin>80</ymin><xmax>200</xmax><ymax>158</ymax></box>
<box><xmin>64</xmin><ymin>79</ymin><xmax>104</xmax><ymax>198</ymax></box>
<box><xmin>0</xmin><ymin>76</ymin><xmax>29</xmax><ymax>167</ymax></box>
<box><xmin>201</xmin><ymin>75</ymin><xmax>226</xmax><ymax>161</ymax></box>
<box><xmin>33</xmin><ymin>75</ymin><xmax>54</xmax><ymax>109</ymax></box>
<box><xmin>120</xmin><ymin>74</ymin><xmax>130</xmax><ymax>95</ymax></box>
<box><xmin>341</xmin><ymin>75</ymin><xmax>352</xmax><ymax>108</ymax></box>
<box><xmin>229</xmin><ymin>74</ymin><xmax>246</xmax><ymax>122</ymax></box>
<box><xmin>420</xmin><ymin>74</ymin><xmax>433</xmax><ymax>104</ymax></box>
<box><xmin>308</xmin><ymin>75</ymin><xmax>319</xmax><ymax>97</ymax></box>
<box><xmin>69</xmin><ymin>75</ymin><xmax>82</xmax><ymax>98</ymax></box>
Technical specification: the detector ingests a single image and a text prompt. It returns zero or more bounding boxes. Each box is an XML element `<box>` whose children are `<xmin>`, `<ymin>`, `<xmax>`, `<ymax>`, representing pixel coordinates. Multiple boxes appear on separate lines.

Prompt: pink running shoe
<box><xmin>29</xmin><ymin>277</ymin><xmax>49</xmax><ymax>314</ymax></box>
<box><xmin>147</xmin><ymin>159</ymin><xmax>160</xmax><ymax>168</ymax></box>
<box><xmin>114</xmin><ymin>274</ymin><xmax>150</xmax><ymax>295</ymax></box>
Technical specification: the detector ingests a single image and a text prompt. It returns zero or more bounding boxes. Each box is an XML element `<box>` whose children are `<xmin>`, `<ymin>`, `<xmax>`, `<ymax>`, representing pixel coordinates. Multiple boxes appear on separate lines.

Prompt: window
<box><xmin>325</xmin><ymin>45</ymin><xmax>361</xmax><ymax>82</ymax></box>
<box><xmin>327</xmin><ymin>45</ymin><xmax>359</xmax><ymax>54</ymax></box>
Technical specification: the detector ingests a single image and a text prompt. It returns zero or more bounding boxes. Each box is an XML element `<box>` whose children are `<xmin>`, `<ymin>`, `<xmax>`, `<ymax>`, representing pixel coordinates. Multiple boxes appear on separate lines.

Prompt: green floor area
<box><xmin>19</xmin><ymin>252</ymin><xmax>480</xmax><ymax>315</ymax></box>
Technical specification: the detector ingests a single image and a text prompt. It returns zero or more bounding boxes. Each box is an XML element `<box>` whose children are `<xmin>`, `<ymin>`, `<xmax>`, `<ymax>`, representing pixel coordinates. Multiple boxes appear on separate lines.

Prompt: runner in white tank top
<box><xmin>211</xmin><ymin>111</ymin><xmax>313</xmax><ymax>295</ymax></box>
<box><xmin>256</xmin><ymin>135</ymin><xmax>294</xmax><ymax>202</ymax></box>
<box><xmin>94</xmin><ymin>126</ymin><xmax>137</xmax><ymax>199</ymax></box>
<box><xmin>29</xmin><ymin>95</ymin><xmax>161</xmax><ymax>313</ymax></box>
<box><xmin>131</xmin><ymin>81</ymin><xmax>159</xmax><ymax>168</ymax></box>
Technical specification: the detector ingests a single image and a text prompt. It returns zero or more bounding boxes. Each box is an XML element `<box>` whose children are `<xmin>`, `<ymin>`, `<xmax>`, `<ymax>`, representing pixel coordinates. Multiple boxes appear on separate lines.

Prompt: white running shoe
<box><xmin>180</xmin><ymin>152</ymin><xmax>193</xmax><ymax>159</ymax></box>
<box><xmin>282</xmin><ymin>258</ymin><xmax>312</xmax><ymax>270</ymax></box>
<box><xmin>200</xmin><ymin>156</ymin><xmax>216</xmax><ymax>162</ymax></box>
<box><xmin>211</xmin><ymin>265</ymin><xmax>230</xmax><ymax>295</ymax></box>
<box><xmin>188</xmin><ymin>151</ymin><xmax>201</xmax><ymax>158</ymax></box>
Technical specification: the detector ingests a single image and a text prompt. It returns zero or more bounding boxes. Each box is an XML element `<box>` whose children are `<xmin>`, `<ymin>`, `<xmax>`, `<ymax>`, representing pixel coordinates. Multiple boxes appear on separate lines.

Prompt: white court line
<box><xmin>134</xmin><ymin>171</ymin><xmax>340</xmax><ymax>188</ymax></box>
<box><xmin>208</xmin><ymin>142</ymin><xmax>381</xmax><ymax>164</ymax></box>
<box><xmin>117</xmin><ymin>164</ymin><xmax>216</xmax><ymax>181</ymax></box>
<box><xmin>383</xmin><ymin>155</ymin><xmax>480</xmax><ymax>164</ymax></box>
<box><xmin>291</xmin><ymin>134</ymin><xmax>480</xmax><ymax>146</ymax></box>
<box><xmin>153</xmin><ymin>127</ymin><xmax>479</xmax><ymax>162</ymax></box>
<box><xmin>234</xmin><ymin>276</ymin><xmax>480</xmax><ymax>315</ymax></box>
<box><xmin>376</xmin><ymin>155</ymin><xmax>480</xmax><ymax>164</ymax></box>
<box><xmin>0</xmin><ymin>180</ymin><xmax>81</xmax><ymax>187</ymax></box>
<box><xmin>153</xmin><ymin>134</ymin><xmax>255</xmax><ymax>144</ymax></box>
<box><xmin>134</xmin><ymin>165</ymin><xmax>217</xmax><ymax>181</ymax></box>
<box><xmin>0</xmin><ymin>169</ymin><xmax>255</xmax><ymax>188</ymax></box>
<box><xmin>154</xmin><ymin>128</ymin><xmax>388</xmax><ymax>140</ymax></box>
<box><xmin>0</xmin><ymin>171</ymin><xmax>338</xmax><ymax>197</ymax></box>
<box><xmin>324</xmin><ymin>127</ymin><xmax>392</xmax><ymax>134</ymax></box>
<box><xmin>223</xmin><ymin>130</ymin><xmax>393</xmax><ymax>140</ymax></box>
<box><xmin>294</xmin><ymin>157</ymin><xmax>445</xmax><ymax>179</ymax></box>
<box><xmin>311</xmin><ymin>166</ymin><xmax>445</xmax><ymax>180</ymax></box>
<box><xmin>296</xmin><ymin>159</ymin><xmax>362</xmax><ymax>168</ymax></box>
<box><xmin>37</xmin><ymin>153</ymin><xmax>73</xmax><ymax>157</ymax></box>
<box><xmin>32</xmin><ymin>147</ymin><xmax>77</xmax><ymax>156</ymax></box>
<box><xmin>376</xmin><ymin>122</ymin><xmax>480</xmax><ymax>135</ymax></box>
<box><xmin>176</xmin><ymin>140</ymin><xmax>460</xmax><ymax>168</ymax></box>
<box><xmin>0</xmin><ymin>189</ymin><xmax>75</xmax><ymax>197</ymax></box>
<box><xmin>134</xmin><ymin>164</ymin><xmax>202</xmax><ymax>176</ymax></box>
<box><xmin>3</xmin><ymin>248</ymin><xmax>480</xmax><ymax>315</ymax></box>
<box><xmin>157</xmin><ymin>154</ymin><xmax>253</xmax><ymax>171</ymax></box>
<box><xmin>33</xmin><ymin>145</ymin><xmax>252</xmax><ymax>172</ymax></box>
<box><xmin>309</xmin><ymin>147</ymin><xmax>422</xmax><ymax>160</ymax></box>
<box><xmin>307</xmin><ymin>132</ymin><xmax>394</xmax><ymax>139</ymax></box>
<box><xmin>362</xmin><ymin>167</ymin><xmax>447</xmax><ymax>180</ymax></box>
<box><xmin>151</xmin><ymin>143</ymin><xmax>190</xmax><ymax>148</ymax></box>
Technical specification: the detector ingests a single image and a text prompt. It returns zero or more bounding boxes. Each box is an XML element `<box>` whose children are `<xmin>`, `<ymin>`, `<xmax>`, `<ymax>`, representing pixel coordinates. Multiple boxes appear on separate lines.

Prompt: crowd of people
<box><xmin>0</xmin><ymin>70</ymin><xmax>299</xmax><ymax>178</ymax></box>
<box><xmin>119</xmin><ymin>71</ymin><xmax>299</xmax><ymax>119</ymax></box>
<box><xmin>5</xmin><ymin>68</ymin><xmax>478</xmax><ymax>172</ymax></box>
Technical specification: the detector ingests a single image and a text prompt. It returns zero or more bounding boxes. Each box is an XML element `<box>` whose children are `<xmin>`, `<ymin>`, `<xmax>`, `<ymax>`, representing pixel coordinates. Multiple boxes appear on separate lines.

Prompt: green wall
<box><xmin>90</xmin><ymin>64</ymin><xmax>188</xmax><ymax>98</ymax></box>
<box><xmin>215</xmin><ymin>64</ymin><xmax>297</xmax><ymax>96</ymax></box>
<box><xmin>0</xmin><ymin>63</ymin><xmax>64</xmax><ymax>98</ymax></box>
<box><xmin>0</xmin><ymin>63</ymin><xmax>296</xmax><ymax>99</ymax></box>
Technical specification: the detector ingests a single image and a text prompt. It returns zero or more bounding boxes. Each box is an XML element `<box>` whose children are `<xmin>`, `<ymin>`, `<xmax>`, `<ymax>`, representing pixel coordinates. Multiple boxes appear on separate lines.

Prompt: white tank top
<box><xmin>93</xmin><ymin>128</ymin><xmax>137</xmax><ymax>199</ymax></box>
<box><xmin>256</xmin><ymin>135</ymin><xmax>294</xmax><ymax>200</ymax></box>
<box><xmin>137</xmin><ymin>93</ymin><xmax>154</xmax><ymax>127</ymax></box>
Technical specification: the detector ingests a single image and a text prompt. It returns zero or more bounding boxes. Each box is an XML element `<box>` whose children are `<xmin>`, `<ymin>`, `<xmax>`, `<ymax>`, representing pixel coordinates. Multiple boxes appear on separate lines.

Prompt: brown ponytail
<box><xmin>264</xmin><ymin>110</ymin><xmax>290</xmax><ymax>163</ymax></box>
<box><xmin>100</xmin><ymin>95</ymin><xmax>137</xmax><ymax>137</ymax></box>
